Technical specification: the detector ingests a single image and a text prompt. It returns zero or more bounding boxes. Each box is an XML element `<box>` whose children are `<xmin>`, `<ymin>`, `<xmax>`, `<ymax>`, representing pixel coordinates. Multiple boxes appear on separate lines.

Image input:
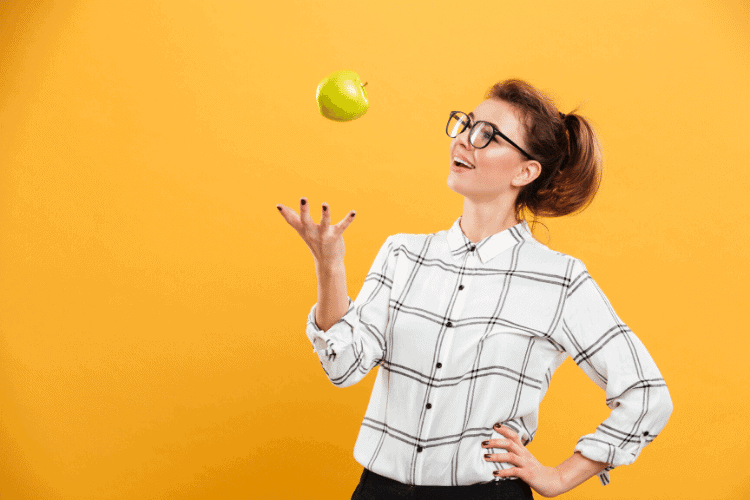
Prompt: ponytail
<box><xmin>484</xmin><ymin>79</ymin><xmax>603</xmax><ymax>220</ymax></box>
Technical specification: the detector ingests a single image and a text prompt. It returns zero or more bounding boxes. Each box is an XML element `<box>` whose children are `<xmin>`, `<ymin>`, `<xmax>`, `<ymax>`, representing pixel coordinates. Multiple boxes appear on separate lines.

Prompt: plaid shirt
<box><xmin>306</xmin><ymin>217</ymin><xmax>672</xmax><ymax>486</ymax></box>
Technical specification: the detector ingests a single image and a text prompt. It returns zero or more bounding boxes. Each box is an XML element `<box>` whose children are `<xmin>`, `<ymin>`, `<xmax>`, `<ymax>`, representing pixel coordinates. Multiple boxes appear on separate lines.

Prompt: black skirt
<box><xmin>351</xmin><ymin>468</ymin><xmax>534</xmax><ymax>500</ymax></box>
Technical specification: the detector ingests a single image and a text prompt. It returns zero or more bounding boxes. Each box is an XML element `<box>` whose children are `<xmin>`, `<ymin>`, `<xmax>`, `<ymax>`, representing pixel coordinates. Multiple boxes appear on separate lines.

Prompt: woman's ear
<box><xmin>511</xmin><ymin>160</ymin><xmax>542</xmax><ymax>188</ymax></box>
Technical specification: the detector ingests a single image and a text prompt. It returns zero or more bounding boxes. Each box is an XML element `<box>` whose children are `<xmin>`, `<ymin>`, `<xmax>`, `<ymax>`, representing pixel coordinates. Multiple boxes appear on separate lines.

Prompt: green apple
<box><xmin>316</xmin><ymin>70</ymin><xmax>369</xmax><ymax>121</ymax></box>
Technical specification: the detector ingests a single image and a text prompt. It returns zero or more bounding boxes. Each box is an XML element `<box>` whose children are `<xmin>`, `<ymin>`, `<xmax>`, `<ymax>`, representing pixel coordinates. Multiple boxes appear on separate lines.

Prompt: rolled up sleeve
<box><xmin>305</xmin><ymin>235</ymin><xmax>397</xmax><ymax>388</ymax></box>
<box><xmin>557</xmin><ymin>259</ymin><xmax>673</xmax><ymax>485</ymax></box>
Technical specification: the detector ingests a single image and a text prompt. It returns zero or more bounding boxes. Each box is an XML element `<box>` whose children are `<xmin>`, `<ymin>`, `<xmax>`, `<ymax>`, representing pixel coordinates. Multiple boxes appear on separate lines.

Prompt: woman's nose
<box><xmin>455</xmin><ymin>126</ymin><xmax>473</xmax><ymax>149</ymax></box>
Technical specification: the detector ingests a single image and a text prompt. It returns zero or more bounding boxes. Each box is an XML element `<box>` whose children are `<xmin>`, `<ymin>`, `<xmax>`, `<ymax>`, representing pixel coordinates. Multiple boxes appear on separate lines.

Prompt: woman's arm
<box><xmin>484</xmin><ymin>257</ymin><xmax>672</xmax><ymax>495</ymax></box>
<box><xmin>553</xmin><ymin>258</ymin><xmax>672</xmax><ymax>483</ymax></box>
<box><xmin>553</xmin><ymin>451</ymin><xmax>609</xmax><ymax>494</ymax></box>
<box><xmin>279</xmin><ymin>199</ymin><xmax>389</xmax><ymax>387</ymax></box>
<box><xmin>305</xmin><ymin>235</ymin><xmax>396</xmax><ymax>387</ymax></box>
<box><xmin>314</xmin><ymin>260</ymin><xmax>349</xmax><ymax>332</ymax></box>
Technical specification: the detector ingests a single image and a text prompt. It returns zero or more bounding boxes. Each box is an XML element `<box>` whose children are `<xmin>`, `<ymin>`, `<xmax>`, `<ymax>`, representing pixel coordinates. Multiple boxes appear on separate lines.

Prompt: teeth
<box><xmin>453</xmin><ymin>157</ymin><xmax>474</xmax><ymax>169</ymax></box>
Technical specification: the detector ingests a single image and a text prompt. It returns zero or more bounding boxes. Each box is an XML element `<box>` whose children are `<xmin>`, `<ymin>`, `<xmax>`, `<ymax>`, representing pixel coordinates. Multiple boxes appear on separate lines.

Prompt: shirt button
<box><xmin>446</xmin><ymin>322</ymin><xmax>453</xmax><ymax>327</ymax></box>
<box><xmin>417</xmin><ymin>446</ymin><xmax>423</xmax><ymax>452</ymax></box>
<box><xmin>436</xmin><ymin>363</ymin><xmax>442</xmax><ymax>368</ymax></box>
<box><xmin>643</xmin><ymin>431</ymin><xmax>649</xmax><ymax>436</ymax></box>
<box><xmin>458</xmin><ymin>285</ymin><xmax>465</xmax><ymax>290</ymax></box>
<box><xmin>470</xmin><ymin>245</ymin><xmax>476</xmax><ymax>252</ymax></box>
<box><xmin>426</xmin><ymin>403</ymin><xmax>432</xmax><ymax>409</ymax></box>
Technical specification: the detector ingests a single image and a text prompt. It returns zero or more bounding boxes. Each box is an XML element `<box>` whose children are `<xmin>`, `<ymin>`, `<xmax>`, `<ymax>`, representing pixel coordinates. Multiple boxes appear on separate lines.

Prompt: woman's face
<box><xmin>447</xmin><ymin>98</ymin><xmax>536</xmax><ymax>203</ymax></box>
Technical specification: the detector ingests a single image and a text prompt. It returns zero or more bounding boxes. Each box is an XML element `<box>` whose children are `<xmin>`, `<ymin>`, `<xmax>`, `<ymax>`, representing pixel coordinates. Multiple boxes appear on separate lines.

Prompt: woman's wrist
<box><xmin>554</xmin><ymin>452</ymin><xmax>609</xmax><ymax>494</ymax></box>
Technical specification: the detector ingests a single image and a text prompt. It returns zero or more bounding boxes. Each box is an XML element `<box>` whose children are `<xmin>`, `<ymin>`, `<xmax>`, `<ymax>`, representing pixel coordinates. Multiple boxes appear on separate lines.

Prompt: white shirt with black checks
<box><xmin>306</xmin><ymin>217</ymin><xmax>673</xmax><ymax>486</ymax></box>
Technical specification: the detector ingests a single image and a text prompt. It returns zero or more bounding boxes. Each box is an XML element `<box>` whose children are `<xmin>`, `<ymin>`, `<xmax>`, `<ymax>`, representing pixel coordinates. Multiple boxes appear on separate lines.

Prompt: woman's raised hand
<box><xmin>276</xmin><ymin>198</ymin><xmax>356</xmax><ymax>268</ymax></box>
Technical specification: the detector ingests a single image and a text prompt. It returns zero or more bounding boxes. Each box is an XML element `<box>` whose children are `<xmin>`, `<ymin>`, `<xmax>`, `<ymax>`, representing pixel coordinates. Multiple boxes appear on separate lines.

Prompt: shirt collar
<box><xmin>446</xmin><ymin>216</ymin><xmax>535</xmax><ymax>263</ymax></box>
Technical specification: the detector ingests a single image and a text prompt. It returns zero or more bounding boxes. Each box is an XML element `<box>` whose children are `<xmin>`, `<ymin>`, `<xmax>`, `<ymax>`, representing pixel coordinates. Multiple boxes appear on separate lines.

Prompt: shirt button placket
<box><xmin>425</xmin><ymin>243</ymin><xmax>472</xmax><ymax>467</ymax></box>
<box><xmin>424</xmin><ymin>245</ymin><xmax>473</xmax><ymax>464</ymax></box>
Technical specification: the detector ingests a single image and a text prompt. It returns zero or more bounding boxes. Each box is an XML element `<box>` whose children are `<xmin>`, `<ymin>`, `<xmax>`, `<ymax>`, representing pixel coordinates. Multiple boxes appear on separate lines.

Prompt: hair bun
<box><xmin>485</xmin><ymin>79</ymin><xmax>602</xmax><ymax>219</ymax></box>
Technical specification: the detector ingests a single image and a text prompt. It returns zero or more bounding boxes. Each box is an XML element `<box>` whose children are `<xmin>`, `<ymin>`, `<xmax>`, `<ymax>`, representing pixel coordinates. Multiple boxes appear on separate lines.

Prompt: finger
<box><xmin>334</xmin><ymin>210</ymin><xmax>356</xmax><ymax>232</ymax></box>
<box><xmin>299</xmin><ymin>197</ymin><xmax>313</xmax><ymax>227</ymax></box>
<box><xmin>481</xmin><ymin>438</ymin><xmax>515</xmax><ymax>452</ymax></box>
<box><xmin>320</xmin><ymin>202</ymin><xmax>331</xmax><ymax>229</ymax></box>
<box><xmin>494</xmin><ymin>424</ymin><xmax>524</xmax><ymax>447</ymax></box>
<box><xmin>483</xmin><ymin>452</ymin><xmax>520</xmax><ymax>466</ymax></box>
<box><xmin>276</xmin><ymin>204</ymin><xmax>302</xmax><ymax>232</ymax></box>
<box><xmin>493</xmin><ymin>467</ymin><xmax>523</xmax><ymax>479</ymax></box>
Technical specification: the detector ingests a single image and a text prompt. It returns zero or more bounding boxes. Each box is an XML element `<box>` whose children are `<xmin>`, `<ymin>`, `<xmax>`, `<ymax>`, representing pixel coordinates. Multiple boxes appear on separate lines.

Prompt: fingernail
<box><xmin>481</xmin><ymin>441</ymin><xmax>489</xmax><ymax>446</ymax></box>
<box><xmin>484</xmin><ymin>454</ymin><xmax>492</xmax><ymax>459</ymax></box>
<box><xmin>277</xmin><ymin>206</ymin><xmax>282</xmax><ymax>211</ymax></box>
<box><xmin>322</xmin><ymin>205</ymin><xmax>327</xmax><ymax>211</ymax></box>
<box><xmin>494</xmin><ymin>423</ymin><xmax>502</xmax><ymax>429</ymax></box>
<box><xmin>351</xmin><ymin>212</ymin><xmax>356</xmax><ymax>217</ymax></box>
<box><xmin>301</xmin><ymin>199</ymin><xmax>306</xmax><ymax>205</ymax></box>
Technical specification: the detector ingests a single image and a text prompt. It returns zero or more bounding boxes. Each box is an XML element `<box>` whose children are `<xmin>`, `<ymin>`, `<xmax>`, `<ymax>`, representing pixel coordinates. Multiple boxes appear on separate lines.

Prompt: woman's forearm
<box><xmin>314</xmin><ymin>260</ymin><xmax>349</xmax><ymax>332</ymax></box>
<box><xmin>554</xmin><ymin>451</ymin><xmax>609</xmax><ymax>494</ymax></box>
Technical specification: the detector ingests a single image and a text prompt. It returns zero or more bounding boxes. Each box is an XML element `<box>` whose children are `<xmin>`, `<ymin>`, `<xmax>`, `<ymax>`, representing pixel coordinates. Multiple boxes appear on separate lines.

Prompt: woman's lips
<box><xmin>450</xmin><ymin>163</ymin><xmax>473</xmax><ymax>172</ymax></box>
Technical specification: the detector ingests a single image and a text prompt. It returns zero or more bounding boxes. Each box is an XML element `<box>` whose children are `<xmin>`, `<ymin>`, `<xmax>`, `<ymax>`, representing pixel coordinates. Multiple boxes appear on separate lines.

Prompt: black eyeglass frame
<box><xmin>446</xmin><ymin>111</ymin><xmax>537</xmax><ymax>161</ymax></box>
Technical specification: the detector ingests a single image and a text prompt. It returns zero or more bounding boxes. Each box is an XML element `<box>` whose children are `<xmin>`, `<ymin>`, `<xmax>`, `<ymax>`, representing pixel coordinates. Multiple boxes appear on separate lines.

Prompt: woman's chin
<box><xmin>447</xmin><ymin>175</ymin><xmax>473</xmax><ymax>195</ymax></box>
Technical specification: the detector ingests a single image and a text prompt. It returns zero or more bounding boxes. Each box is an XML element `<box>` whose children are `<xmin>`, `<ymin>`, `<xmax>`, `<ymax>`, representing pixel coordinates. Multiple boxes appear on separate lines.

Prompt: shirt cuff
<box><xmin>574</xmin><ymin>434</ymin><xmax>647</xmax><ymax>486</ymax></box>
<box><xmin>596</xmin><ymin>467</ymin><xmax>613</xmax><ymax>486</ymax></box>
<box><xmin>305</xmin><ymin>298</ymin><xmax>356</xmax><ymax>357</ymax></box>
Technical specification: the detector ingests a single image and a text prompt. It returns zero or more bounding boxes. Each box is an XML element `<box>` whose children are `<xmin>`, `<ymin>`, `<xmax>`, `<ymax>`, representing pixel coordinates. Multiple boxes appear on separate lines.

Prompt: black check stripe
<box><xmin>363</xmin><ymin>417</ymin><xmax>530</xmax><ymax>449</ymax></box>
<box><xmin>381</xmin><ymin>361</ymin><xmax>544</xmax><ymax>390</ymax></box>
<box><xmin>404</xmin><ymin>244</ymin><xmax>573</xmax><ymax>286</ymax></box>
<box><xmin>362</xmin><ymin>419</ymin><xmax>499</xmax><ymax>447</ymax></box>
<box><xmin>305</xmin><ymin>217</ymin><xmax>673</xmax><ymax>486</ymax></box>
<box><xmin>562</xmin><ymin>319</ymin><xmax>609</xmax><ymax>385</ymax></box>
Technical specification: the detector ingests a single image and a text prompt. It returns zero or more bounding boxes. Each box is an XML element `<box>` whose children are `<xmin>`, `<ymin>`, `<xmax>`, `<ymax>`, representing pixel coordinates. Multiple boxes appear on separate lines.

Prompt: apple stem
<box><xmin>362</xmin><ymin>82</ymin><xmax>368</xmax><ymax>87</ymax></box>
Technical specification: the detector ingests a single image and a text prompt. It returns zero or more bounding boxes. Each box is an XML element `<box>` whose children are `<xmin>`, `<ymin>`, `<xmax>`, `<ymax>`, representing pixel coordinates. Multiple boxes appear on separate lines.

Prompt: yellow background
<box><xmin>1</xmin><ymin>0</ymin><xmax>748</xmax><ymax>498</ymax></box>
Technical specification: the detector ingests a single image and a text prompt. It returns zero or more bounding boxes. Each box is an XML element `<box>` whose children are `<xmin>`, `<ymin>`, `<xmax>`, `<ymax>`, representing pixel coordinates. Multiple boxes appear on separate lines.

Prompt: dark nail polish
<box><xmin>277</xmin><ymin>206</ymin><xmax>282</xmax><ymax>211</ymax></box>
<box><xmin>494</xmin><ymin>423</ymin><xmax>502</xmax><ymax>429</ymax></box>
<box><xmin>351</xmin><ymin>212</ymin><xmax>355</xmax><ymax>217</ymax></box>
<box><xmin>301</xmin><ymin>199</ymin><xmax>306</xmax><ymax>205</ymax></box>
<box><xmin>481</xmin><ymin>441</ymin><xmax>489</xmax><ymax>446</ymax></box>
<box><xmin>322</xmin><ymin>205</ymin><xmax>327</xmax><ymax>211</ymax></box>
<box><xmin>484</xmin><ymin>454</ymin><xmax>492</xmax><ymax>459</ymax></box>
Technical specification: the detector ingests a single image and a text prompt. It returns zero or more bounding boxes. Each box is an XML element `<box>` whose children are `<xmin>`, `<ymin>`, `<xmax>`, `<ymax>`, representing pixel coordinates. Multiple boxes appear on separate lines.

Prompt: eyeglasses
<box><xmin>446</xmin><ymin>111</ymin><xmax>537</xmax><ymax>161</ymax></box>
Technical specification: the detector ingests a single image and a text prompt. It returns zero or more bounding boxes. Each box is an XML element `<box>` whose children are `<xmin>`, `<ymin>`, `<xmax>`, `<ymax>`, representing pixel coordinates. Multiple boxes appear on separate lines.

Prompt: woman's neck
<box><xmin>459</xmin><ymin>200</ymin><xmax>521</xmax><ymax>244</ymax></box>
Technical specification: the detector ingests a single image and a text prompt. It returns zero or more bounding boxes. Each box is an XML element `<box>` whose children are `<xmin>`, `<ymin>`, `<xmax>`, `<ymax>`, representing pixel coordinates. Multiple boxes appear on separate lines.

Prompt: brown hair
<box><xmin>484</xmin><ymin>79</ymin><xmax>603</xmax><ymax>223</ymax></box>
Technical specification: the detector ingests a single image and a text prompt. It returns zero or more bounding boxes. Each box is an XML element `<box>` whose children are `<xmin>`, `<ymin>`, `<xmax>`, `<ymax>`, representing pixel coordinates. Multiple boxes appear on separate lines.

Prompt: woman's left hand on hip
<box><xmin>482</xmin><ymin>424</ymin><xmax>565</xmax><ymax>498</ymax></box>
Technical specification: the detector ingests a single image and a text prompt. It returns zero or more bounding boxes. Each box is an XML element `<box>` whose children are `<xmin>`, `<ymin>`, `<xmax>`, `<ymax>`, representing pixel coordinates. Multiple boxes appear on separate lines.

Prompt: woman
<box><xmin>276</xmin><ymin>79</ymin><xmax>673</xmax><ymax>499</ymax></box>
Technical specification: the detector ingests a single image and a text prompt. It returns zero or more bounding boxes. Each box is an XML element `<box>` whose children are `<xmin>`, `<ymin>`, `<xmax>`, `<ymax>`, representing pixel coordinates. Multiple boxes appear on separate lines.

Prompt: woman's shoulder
<box><xmin>516</xmin><ymin>238</ymin><xmax>589</xmax><ymax>274</ymax></box>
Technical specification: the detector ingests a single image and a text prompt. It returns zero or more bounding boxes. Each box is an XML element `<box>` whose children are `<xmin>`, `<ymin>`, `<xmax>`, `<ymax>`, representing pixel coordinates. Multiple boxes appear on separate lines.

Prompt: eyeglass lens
<box><xmin>447</xmin><ymin>112</ymin><xmax>493</xmax><ymax>148</ymax></box>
